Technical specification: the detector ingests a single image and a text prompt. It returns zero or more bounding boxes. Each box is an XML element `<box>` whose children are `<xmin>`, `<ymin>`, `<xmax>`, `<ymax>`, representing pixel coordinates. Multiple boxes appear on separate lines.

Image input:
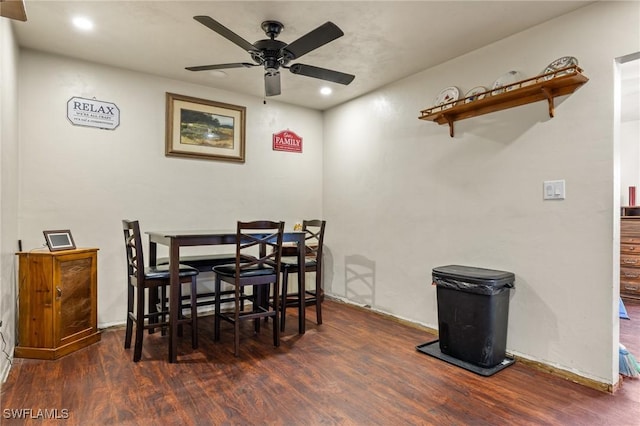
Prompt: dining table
<box><xmin>146</xmin><ymin>228</ymin><xmax>307</xmax><ymax>363</ymax></box>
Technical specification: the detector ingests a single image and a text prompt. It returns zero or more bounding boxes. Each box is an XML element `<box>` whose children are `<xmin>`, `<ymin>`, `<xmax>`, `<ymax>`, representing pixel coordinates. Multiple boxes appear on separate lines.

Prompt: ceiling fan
<box><xmin>186</xmin><ymin>16</ymin><xmax>355</xmax><ymax>97</ymax></box>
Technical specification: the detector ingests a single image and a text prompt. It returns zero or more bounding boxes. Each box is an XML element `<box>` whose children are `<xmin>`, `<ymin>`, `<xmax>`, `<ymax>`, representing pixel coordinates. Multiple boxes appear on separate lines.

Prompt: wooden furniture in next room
<box><xmin>621</xmin><ymin>206</ymin><xmax>640</xmax><ymax>302</ymax></box>
<box><xmin>15</xmin><ymin>248</ymin><xmax>101</xmax><ymax>359</ymax></box>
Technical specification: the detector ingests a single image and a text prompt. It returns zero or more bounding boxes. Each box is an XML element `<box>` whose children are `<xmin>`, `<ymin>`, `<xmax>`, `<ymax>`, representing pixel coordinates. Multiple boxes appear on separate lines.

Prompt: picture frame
<box><xmin>165</xmin><ymin>92</ymin><xmax>246</xmax><ymax>162</ymax></box>
<box><xmin>43</xmin><ymin>230</ymin><xmax>76</xmax><ymax>252</ymax></box>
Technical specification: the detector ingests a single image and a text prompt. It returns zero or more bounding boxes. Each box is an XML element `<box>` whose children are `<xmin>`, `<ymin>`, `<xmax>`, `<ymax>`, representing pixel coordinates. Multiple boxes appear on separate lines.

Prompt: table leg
<box><xmin>168</xmin><ymin>240</ymin><xmax>180</xmax><ymax>363</ymax></box>
<box><xmin>149</xmin><ymin>241</ymin><xmax>157</xmax><ymax>267</ymax></box>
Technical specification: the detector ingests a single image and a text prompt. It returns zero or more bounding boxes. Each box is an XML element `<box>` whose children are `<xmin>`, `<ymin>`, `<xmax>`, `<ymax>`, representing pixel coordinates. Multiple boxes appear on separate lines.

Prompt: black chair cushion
<box><xmin>213</xmin><ymin>264</ymin><xmax>277</xmax><ymax>278</ymax></box>
<box><xmin>145</xmin><ymin>264</ymin><xmax>199</xmax><ymax>279</ymax></box>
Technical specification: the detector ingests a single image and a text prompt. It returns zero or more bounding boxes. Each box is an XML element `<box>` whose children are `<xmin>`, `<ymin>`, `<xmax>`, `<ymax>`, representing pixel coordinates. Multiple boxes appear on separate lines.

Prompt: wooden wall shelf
<box><xmin>419</xmin><ymin>66</ymin><xmax>588</xmax><ymax>137</ymax></box>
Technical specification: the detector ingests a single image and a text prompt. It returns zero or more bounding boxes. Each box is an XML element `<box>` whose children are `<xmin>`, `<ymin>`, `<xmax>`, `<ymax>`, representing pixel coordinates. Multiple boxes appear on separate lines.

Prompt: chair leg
<box><xmin>234</xmin><ymin>285</ymin><xmax>241</xmax><ymax>357</ymax></box>
<box><xmin>273</xmin><ymin>281</ymin><xmax>280</xmax><ymax>348</ymax></box>
<box><xmin>190</xmin><ymin>276</ymin><xmax>198</xmax><ymax>349</ymax></box>
<box><xmin>177</xmin><ymin>284</ymin><xmax>184</xmax><ymax>338</ymax></box>
<box><xmin>214</xmin><ymin>276</ymin><xmax>221</xmax><ymax>342</ymax></box>
<box><xmin>148</xmin><ymin>287</ymin><xmax>158</xmax><ymax>334</ymax></box>
<box><xmin>253</xmin><ymin>285</ymin><xmax>261</xmax><ymax>333</ymax></box>
<box><xmin>315</xmin><ymin>269</ymin><xmax>323</xmax><ymax>325</ymax></box>
<box><xmin>124</xmin><ymin>283</ymin><xmax>134</xmax><ymax>349</ymax></box>
<box><xmin>280</xmin><ymin>271</ymin><xmax>289</xmax><ymax>332</ymax></box>
<box><xmin>160</xmin><ymin>285</ymin><xmax>167</xmax><ymax>336</ymax></box>
<box><xmin>133</xmin><ymin>286</ymin><xmax>146</xmax><ymax>362</ymax></box>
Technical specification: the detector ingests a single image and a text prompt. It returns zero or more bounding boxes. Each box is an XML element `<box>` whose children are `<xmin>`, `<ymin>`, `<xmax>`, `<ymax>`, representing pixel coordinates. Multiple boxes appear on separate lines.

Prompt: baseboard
<box><xmin>510</xmin><ymin>355</ymin><xmax>618</xmax><ymax>394</ymax></box>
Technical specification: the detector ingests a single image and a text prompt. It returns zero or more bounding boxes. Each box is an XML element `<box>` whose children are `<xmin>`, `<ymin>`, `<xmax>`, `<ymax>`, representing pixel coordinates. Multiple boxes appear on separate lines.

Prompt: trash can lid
<box><xmin>432</xmin><ymin>265</ymin><xmax>515</xmax><ymax>287</ymax></box>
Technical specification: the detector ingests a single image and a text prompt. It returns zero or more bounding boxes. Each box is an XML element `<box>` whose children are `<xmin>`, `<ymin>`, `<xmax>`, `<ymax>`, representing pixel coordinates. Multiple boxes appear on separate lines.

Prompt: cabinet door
<box><xmin>53</xmin><ymin>251</ymin><xmax>97</xmax><ymax>346</ymax></box>
<box><xmin>17</xmin><ymin>254</ymin><xmax>55</xmax><ymax>349</ymax></box>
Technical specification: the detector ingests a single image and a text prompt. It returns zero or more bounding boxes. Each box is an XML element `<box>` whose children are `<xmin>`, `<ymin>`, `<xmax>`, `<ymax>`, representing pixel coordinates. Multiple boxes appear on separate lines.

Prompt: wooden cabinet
<box><xmin>15</xmin><ymin>248</ymin><xmax>100</xmax><ymax>359</ymax></box>
<box><xmin>621</xmin><ymin>210</ymin><xmax>640</xmax><ymax>302</ymax></box>
<box><xmin>418</xmin><ymin>66</ymin><xmax>588</xmax><ymax>137</ymax></box>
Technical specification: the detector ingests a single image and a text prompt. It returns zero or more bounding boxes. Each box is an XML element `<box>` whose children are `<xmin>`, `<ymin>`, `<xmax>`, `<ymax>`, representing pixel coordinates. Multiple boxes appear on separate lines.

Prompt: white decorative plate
<box><xmin>464</xmin><ymin>86</ymin><xmax>488</xmax><ymax>103</ymax></box>
<box><xmin>541</xmin><ymin>56</ymin><xmax>578</xmax><ymax>80</ymax></box>
<box><xmin>434</xmin><ymin>86</ymin><xmax>460</xmax><ymax>109</ymax></box>
<box><xmin>491</xmin><ymin>71</ymin><xmax>523</xmax><ymax>95</ymax></box>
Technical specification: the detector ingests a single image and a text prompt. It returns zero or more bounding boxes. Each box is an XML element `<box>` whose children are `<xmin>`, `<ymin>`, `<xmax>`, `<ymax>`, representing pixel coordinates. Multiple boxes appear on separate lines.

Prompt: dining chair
<box><xmin>213</xmin><ymin>220</ymin><xmax>284</xmax><ymax>356</ymax></box>
<box><xmin>122</xmin><ymin>220</ymin><xmax>199</xmax><ymax>362</ymax></box>
<box><xmin>279</xmin><ymin>219</ymin><xmax>326</xmax><ymax>332</ymax></box>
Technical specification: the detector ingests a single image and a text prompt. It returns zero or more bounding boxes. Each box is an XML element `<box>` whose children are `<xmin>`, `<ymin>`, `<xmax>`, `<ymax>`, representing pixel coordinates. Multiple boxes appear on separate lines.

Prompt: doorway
<box><xmin>616</xmin><ymin>51</ymin><xmax>640</xmax><ymax>385</ymax></box>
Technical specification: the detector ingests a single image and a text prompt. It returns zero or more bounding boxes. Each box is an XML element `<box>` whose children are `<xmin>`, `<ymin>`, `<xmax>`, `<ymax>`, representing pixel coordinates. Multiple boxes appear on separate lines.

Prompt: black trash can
<box><xmin>432</xmin><ymin>265</ymin><xmax>515</xmax><ymax>368</ymax></box>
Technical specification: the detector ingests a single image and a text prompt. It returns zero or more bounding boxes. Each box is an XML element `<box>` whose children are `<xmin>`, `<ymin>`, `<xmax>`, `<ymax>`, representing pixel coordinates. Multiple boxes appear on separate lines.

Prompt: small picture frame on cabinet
<box><xmin>43</xmin><ymin>230</ymin><xmax>76</xmax><ymax>252</ymax></box>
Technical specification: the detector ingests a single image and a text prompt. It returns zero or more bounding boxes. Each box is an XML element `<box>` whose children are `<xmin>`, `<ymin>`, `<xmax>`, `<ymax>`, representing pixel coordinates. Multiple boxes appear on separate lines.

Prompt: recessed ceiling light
<box><xmin>320</xmin><ymin>87</ymin><xmax>332</xmax><ymax>96</ymax></box>
<box><xmin>72</xmin><ymin>16</ymin><xmax>94</xmax><ymax>31</ymax></box>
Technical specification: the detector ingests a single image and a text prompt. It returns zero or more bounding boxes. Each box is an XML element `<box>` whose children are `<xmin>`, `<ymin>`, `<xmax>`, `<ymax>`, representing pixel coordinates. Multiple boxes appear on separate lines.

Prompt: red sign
<box><xmin>272</xmin><ymin>130</ymin><xmax>303</xmax><ymax>153</ymax></box>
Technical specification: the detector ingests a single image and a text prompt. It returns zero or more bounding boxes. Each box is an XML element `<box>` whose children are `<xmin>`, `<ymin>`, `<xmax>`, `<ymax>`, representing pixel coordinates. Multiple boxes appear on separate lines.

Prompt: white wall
<box><xmin>619</xmin><ymin>58</ymin><xmax>640</xmax><ymax>205</ymax></box>
<box><xmin>17</xmin><ymin>51</ymin><xmax>324</xmax><ymax>328</ymax></box>
<box><xmin>323</xmin><ymin>1</ymin><xmax>639</xmax><ymax>385</ymax></box>
<box><xmin>0</xmin><ymin>18</ymin><xmax>20</xmax><ymax>381</ymax></box>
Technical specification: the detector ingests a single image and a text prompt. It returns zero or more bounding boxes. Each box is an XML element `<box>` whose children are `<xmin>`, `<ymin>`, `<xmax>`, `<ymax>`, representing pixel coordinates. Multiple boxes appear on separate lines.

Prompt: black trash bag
<box><xmin>432</xmin><ymin>265</ymin><xmax>515</xmax><ymax>296</ymax></box>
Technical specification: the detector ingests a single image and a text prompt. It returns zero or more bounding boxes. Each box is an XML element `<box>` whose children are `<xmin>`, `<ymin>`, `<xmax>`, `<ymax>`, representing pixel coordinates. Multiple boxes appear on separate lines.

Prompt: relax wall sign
<box><xmin>66</xmin><ymin>97</ymin><xmax>120</xmax><ymax>130</ymax></box>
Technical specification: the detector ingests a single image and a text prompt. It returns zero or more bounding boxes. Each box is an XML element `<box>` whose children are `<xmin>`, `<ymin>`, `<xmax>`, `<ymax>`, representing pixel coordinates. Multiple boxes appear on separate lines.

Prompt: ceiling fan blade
<box><xmin>186</xmin><ymin>63</ymin><xmax>256</xmax><ymax>72</ymax></box>
<box><xmin>289</xmin><ymin>64</ymin><xmax>355</xmax><ymax>85</ymax></box>
<box><xmin>265</xmin><ymin>72</ymin><xmax>281</xmax><ymax>97</ymax></box>
<box><xmin>283</xmin><ymin>22</ymin><xmax>344</xmax><ymax>60</ymax></box>
<box><xmin>193</xmin><ymin>16</ymin><xmax>257</xmax><ymax>53</ymax></box>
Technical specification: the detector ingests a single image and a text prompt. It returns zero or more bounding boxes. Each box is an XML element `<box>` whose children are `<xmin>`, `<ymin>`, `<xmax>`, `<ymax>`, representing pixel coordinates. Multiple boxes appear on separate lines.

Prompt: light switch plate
<box><xmin>543</xmin><ymin>180</ymin><xmax>565</xmax><ymax>200</ymax></box>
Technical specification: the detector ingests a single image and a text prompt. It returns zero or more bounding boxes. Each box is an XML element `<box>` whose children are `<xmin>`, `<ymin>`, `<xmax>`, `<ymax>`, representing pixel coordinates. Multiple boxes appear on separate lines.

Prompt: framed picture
<box><xmin>165</xmin><ymin>92</ymin><xmax>246</xmax><ymax>162</ymax></box>
<box><xmin>43</xmin><ymin>230</ymin><xmax>76</xmax><ymax>252</ymax></box>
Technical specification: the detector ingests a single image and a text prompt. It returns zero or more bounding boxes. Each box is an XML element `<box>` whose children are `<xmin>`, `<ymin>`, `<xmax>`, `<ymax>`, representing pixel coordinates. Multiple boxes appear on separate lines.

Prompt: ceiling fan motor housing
<box><xmin>251</xmin><ymin>39</ymin><xmax>289</xmax><ymax>71</ymax></box>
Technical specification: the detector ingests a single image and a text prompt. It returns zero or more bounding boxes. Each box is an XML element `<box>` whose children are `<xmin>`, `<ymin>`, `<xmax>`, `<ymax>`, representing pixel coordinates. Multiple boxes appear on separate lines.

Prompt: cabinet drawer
<box><xmin>621</xmin><ymin>254</ymin><xmax>640</xmax><ymax>267</ymax></box>
<box><xmin>621</xmin><ymin>279</ymin><xmax>640</xmax><ymax>295</ymax></box>
<box><xmin>621</xmin><ymin>235</ymin><xmax>640</xmax><ymax>245</ymax></box>
<box><xmin>621</xmin><ymin>243</ymin><xmax>640</xmax><ymax>254</ymax></box>
<box><xmin>621</xmin><ymin>266</ymin><xmax>640</xmax><ymax>283</ymax></box>
<box><xmin>621</xmin><ymin>220</ymin><xmax>640</xmax><ymax>235</ymax></box>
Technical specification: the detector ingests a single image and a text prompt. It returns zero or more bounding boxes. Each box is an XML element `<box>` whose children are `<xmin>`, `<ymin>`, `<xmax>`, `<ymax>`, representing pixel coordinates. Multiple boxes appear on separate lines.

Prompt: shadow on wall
<box><xmin>345</xmin><ymin>254</ymin><xmax>376</xmax><ymax>307</ymax></box>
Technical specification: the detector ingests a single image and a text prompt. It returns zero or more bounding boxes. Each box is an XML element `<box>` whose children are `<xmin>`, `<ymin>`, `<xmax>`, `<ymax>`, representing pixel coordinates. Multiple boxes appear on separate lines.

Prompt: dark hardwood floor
<box><xmin>1</xmin><ymin>299</ymin><xmax>639</xmax><ymax>425</ymax></box>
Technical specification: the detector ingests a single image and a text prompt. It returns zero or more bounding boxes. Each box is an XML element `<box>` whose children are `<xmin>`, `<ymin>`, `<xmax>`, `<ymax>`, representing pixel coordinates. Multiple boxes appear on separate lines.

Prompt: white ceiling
<box><xmin>6</xmin><ymin>1</ymin><xmax>607</xmax><ymax>111</ymax></box>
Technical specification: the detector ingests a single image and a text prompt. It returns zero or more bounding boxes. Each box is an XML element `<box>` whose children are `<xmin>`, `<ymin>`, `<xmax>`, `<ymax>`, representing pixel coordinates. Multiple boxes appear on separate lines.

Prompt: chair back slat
<box><xmin>122</xmin><ymin>220</ymin><xmax>145</xmax><ymax>283</ymax></box>
<box><xmin>303</xmin><ymin>220</ymin><xmax>326</xmax><ymax>262</ymax></box>
<box><xmin>235</xmin><ymin>220</ymin><xmax>284</xmax><ymax>275</ymax></box>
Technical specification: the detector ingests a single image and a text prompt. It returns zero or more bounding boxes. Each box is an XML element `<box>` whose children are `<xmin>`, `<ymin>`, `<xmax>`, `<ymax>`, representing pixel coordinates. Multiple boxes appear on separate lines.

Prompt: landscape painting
<box><xmin>165</xmin><ymin>93</ymin><xmax>245</xmax><ymax>162</ymax></box>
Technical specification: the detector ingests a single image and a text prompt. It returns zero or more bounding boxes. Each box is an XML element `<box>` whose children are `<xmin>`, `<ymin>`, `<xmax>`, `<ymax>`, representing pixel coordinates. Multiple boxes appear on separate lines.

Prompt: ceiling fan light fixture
<box><xmin>209</xmin><ymin>70</ymin><xmax>227</xmax><ymax>78</ymax></box>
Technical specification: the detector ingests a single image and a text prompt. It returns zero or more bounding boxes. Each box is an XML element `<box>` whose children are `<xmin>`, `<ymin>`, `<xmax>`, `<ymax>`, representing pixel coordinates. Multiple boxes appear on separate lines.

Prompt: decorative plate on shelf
<box><xmin>491</xmin><ymin>71</ymin><xmax>523</xmax><ymax>95</ymax></box>
<box><xmin>540</xmin><ymin>56</ymin><xmax>578</xmax><ymax>80</ymax></box>
<box><xmin>464</xmin><ymin>86</ymin><xmax>488</xmax><ymax>103</ymax></box>
<box><xmin>434</xmin><ymin>86</ymin><xmax>460</xmax><ymax>109</ymax></box>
